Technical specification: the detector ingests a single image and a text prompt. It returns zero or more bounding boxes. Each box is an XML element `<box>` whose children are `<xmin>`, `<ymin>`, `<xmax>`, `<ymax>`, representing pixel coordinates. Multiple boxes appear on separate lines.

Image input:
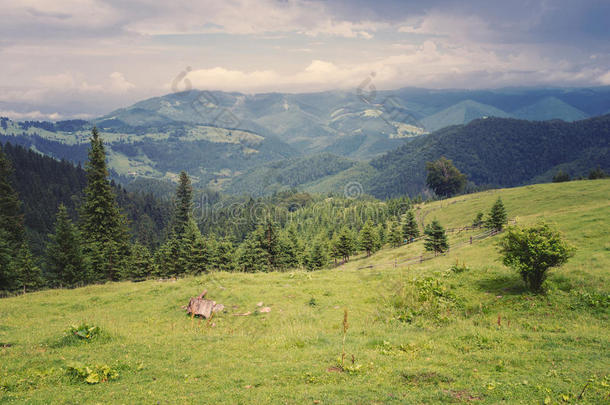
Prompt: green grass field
<box><xmin>1</xmin><ymin>180</ymin><xmax>609</xmax><ymax>404</ymax></box>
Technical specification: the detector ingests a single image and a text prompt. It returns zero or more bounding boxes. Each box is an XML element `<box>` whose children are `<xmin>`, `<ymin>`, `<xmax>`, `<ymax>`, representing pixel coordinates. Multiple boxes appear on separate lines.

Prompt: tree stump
<box><xmin>186</xmin><ymin>290</ymin><xmax>224</xmax><ymax>318</ymax></box>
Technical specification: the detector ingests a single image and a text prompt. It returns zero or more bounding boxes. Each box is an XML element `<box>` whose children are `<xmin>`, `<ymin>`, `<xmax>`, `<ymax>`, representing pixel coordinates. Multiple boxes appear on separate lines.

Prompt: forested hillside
<box><xmin>367</xmin><ymin>114</ymin><xmax>610</xmax><ymax>198</ymax></box>
<box><xmin>1</xmin><ymin>142</ymin><xmax>171</xmax><ymax>253</ymax></box>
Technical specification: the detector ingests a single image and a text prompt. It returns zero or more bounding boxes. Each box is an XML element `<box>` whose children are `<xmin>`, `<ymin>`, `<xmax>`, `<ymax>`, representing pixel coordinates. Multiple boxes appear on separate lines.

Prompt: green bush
<box><xmin>498</xmin><ymin>222</ymin><xmax>574</xmax><ymax>292</ymax></box>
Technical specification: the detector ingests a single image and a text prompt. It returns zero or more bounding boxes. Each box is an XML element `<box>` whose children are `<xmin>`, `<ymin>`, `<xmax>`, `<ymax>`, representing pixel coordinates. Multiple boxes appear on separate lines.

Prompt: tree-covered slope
<box><xmin>1</xmin><ymin>142</ymin><xmax>171</xmax><ymax>252</ymax></box>
<box><xmin>367</xmin><ymin>114</ymin><xmax>610</xmax><ymax>198</ymax></box>
<box><xmin>223</xmin><ymin>153</ymin><xmax>357</xmax><ymax>196</ymax></box>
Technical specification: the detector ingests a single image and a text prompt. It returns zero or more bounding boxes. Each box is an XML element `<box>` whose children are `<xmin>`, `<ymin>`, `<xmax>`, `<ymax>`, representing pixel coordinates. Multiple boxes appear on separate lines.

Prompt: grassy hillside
<box><xmin>1</xmin><ymin>180</ymin><xmax>608</xmax><ymax>403</ymax></box>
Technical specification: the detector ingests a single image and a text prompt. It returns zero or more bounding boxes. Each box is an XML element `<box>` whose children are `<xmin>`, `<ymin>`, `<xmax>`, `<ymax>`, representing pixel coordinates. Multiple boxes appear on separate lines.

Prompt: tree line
<box><xmin>0</xmin><ymin>128</ymin><xmax>511</xmax><ymax>294</ymax></box>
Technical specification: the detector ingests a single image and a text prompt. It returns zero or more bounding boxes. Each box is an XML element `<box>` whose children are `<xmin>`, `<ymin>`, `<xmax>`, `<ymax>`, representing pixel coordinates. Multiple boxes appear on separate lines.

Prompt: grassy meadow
<box><xmin>1</xmin><ymin>180</ymin><xmax>609</xmax><ymax>404</ymax></box>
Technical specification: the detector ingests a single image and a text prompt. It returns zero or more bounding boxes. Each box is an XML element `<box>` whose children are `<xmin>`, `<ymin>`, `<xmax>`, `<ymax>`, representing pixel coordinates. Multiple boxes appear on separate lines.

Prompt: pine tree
<box><xmin>180</xmin><ymin>218</ymin><xmax>205</xmax><ymax>275</ymax></box>
<box><xmin>359</xmin><ymin>221</ymin><xmax>378</xmax><ymax>257</ymax></box>
<box><xmin>424</xmin><ymin>220</ymin><xmax>449</xmax><ymax>255</ymax></box>
<box><xmin>0</xmin><ymin>144</ymin><xmax>25</xmax><ymax>290</ymax></box>
<box><xmin>487</xmin><ymin>197</ymin><xmax>507</xmax><ymax>231</ymax></box>
<box><xmin>402</xmin><ymin>210</ymin><xmax>419</xmax><ymax>242</ymax></box>
<box><xmin>306</xmin><ymin>236</ymin><xmax>328</xmax><ymax>270</ymax></box>
<box><xmin>173</xmin><ymin>171</ymin><xmax>193</xmax><ymax>237</ymax></box>
<box><xmin>377</xmin><ymin>223</ymin><xmax>386</xmax><ymax>247</ymax></box>
<box><xmin>0</xmin><ymin>228</ymin><xmax>13</xmax><ymax>291</ymax></box>
<box><xmin>237</xmin><ymin>234</ymin><xmax>268</xmax><ymax>272</ymax></box>
<box><xmin>46</xmin><ymin>204</ymin><xmax>86</xmax><ymax>287</ymax></box>
<box><xmin>277</xmin><ymin>233</ymin><xmax>299</xmax><ymax>269</ymax></box>
<box><xmin>127</xmin><ymin>242</ymin><xmax>152</xmax><ymax>281</ymax></box>
<box><xmin>80</xmin><ymin>128</ymin><xmax>131</xmax><ymax>281</ymax></box>
<box><xmin>0</xmin><ymin>144</ymin><xmax>24</xmax><ymax>245</ymax></box>
<box><xmin>388</xmin><ymin>221</ymin><xmax>402</xmax><ymax>247</ymax></box>
<box><xmin>215</xmin><ymin>237</ymin><xmax>235</xmax><ymax>272</ymax></box>
<box><xmin>15</xmin><ymin>242</ymin><xmax>44</xmax><ymax>293</ymax></box>
<box><xmin>259</xmin><ymin>220</ymin><xmax>280</xmax><ymax>268</ymax></box>
<box><xmin>332</xmin><ymin>227</ymin><xmax>355</xmax><ymax>262</ymax></box>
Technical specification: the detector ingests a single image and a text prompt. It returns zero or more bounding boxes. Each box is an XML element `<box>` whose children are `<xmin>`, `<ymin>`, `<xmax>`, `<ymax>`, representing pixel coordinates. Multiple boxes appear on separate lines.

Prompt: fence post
<box><xmin>470</xmin><ymin>236</ymin><xmax>473</xmax><ymax>245</ymax></box>
<box><xmin>420</xmin><ymin>255</ymin><xmax>423</xmax><ymax>263</ymax></box>
<box><xmin>394</xmin><ymin>259</ymin><xmax>397</xmax><ymax>268</ymax></box>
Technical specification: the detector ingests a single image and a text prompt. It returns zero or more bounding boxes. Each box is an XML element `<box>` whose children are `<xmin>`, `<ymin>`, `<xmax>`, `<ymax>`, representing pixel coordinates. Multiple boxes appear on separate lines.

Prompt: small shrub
<box><xmin>498</xmin><ymin>222</ymin><xmax>574</xmax><ymax>292</ymax></box>
<box><xmin>65</xmin><ymin>362</ymin><xmax>118</xmax><ymax>384</ymax></box>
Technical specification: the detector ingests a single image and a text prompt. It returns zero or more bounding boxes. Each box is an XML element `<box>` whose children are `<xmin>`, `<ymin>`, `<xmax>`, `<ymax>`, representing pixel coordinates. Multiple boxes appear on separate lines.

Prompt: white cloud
<box><xmin>109</xmin><ymin>72</ymin><xmax>135</xmax><ymax>92</ymax></box>
<box><xmin>123</xmin><ymin>0</ymin><xmax>381</xmax><ymax>38</ymax></box>
<box><xmin>0</xmin><ymin>110</ymin><xmax>63</xmax><ymax>121</ymax></box>
<box><xmin>598</xmin><ymin>71</ymin><xmax>610</xmax><ymax>85</ymax></box>
<box><xmin>183</xmin><ymin>39</ymin><xmax>607</xmax><ymax>93</ymax></box>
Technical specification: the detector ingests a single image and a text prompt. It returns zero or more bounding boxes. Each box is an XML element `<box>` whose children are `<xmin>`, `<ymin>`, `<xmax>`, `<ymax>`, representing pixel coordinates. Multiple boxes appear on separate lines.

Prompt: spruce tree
<box><xmin>487</xmin><ymin>197</ymin><xmax>508</xmax><ymax>231</ymax></box>
<box><xmin>0</xmin><ymin>144</ymin><xmax>25</xmax><ymax>290</ymax></box>
<box><xmin>0</xmin><ymin>228</ymin><xmax>13</xmax><ymax>291</ymax></box>
<box><xmin>46</xmin><ymin>204</ymin><xmax>86</xmax><ymax>287</ymax></box>
<box><xmin>180</xmin><ymin>218</ymin><xmax>205</xmax><ymax>275</ymax></box>
<box><xmin>306</xmin><ymin>236</ymin><xmax>328</xmax><ymax>270</ymax></box>
<box><xmin>127</xmin><ymin>242</ymin><xmax>152</xmax><ymax>281</ymax></box>
<box><xmin>359</xmin><ymin>221</ymin><xmax>378</xmax><ymax>257</ymax></box>
<box><xmin>259</xmin><ymin>220</ymin><xmax>280</xmax><ymax>268</ymax></box>
<box><xmin>424</xmin><ymin>220</ymin><xmax>449</xmax><ymax>255</ymax></box>
<box><xmin>173</xmin><ymin>171</ymin><xmax>193</xmax><ymax>237</ymax></box>
<box><xmin>388</xmin><ymin>221</ymin><xmax>402</xmax><ymax>247</ymax></box>
<box><xmin>80</xmin><ymin>128</ymin><xmax>131</xmax><ymax>281</ymax></box>
<box><xmin>215</xmin><ymin>237</ymin><xmax>235</xmax><ymax>272</ymax></box>
<box><xmin>15</xmin><ymin>242</ymin><xmax>44</xmax><ymax>293</ymax></box>
<box><xmin>402</xmin><ymin>210</ymin><xmax>420</xmax><ymax>242</ymax></box>
<box><xmin>339</xmin><ymin>228</ymin><xmax>355</xmax><ymax>262</ymax></box>
<box><xmin>0</xmin><ymin>143</ymin><xmax>24</xmax><ymax>247</ymax></box>
<box><xmin>237</xmin><ymin>234</ymin><xmax>268</xmax><ymax>272</ymax></box>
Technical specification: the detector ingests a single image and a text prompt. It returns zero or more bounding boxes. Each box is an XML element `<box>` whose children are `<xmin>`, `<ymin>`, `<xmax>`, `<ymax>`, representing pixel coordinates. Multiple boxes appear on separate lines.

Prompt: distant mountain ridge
<box><xmin>1</xmin><ymin>86</ymin><xmax>609</xmax><ymax>189</ymax></box>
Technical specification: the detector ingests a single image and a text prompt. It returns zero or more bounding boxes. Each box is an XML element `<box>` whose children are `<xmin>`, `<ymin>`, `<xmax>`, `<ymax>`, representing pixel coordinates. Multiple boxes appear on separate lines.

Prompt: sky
<box><xmin>1</xmin><ymin>0</ymin><xmax>609</xmax><ymax>120</ymax></box>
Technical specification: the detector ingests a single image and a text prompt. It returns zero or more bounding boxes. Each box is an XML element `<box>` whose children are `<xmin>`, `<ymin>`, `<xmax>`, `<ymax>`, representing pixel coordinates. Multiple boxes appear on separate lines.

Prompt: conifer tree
<box><xmin>359</xmin><ymin>221</ymin><xmax>378</xmax><ymax>257</ymax></box>
<box><xmin>46</xmin><ymin>204</ymin><xmax>86</xmax><ymax>287</ymax></box>
<box><xmin>180</xmin><ymin>218</ymin><xmax>206</xmax><ymax>275</ymax></box>
<box><xmin>173</xmin><ymin>171</ymin><xmax>193</xmax><ymax>237</ymax></box>
<box><xmin>215</xmin><ymin>237</ymin><xmax>235</xmax><ymax>272</ymax></box>
<box><xmin>15</xmin><ymin>242</ymin><xmax>44</xmax><ymax>293</ymax></box>
<box><xmin>237</xmin><ymin>234</ymin><xmax>268</xmax><ymax>272</ymax></box>
<box><xmin>127</xmin><ymin>242</ymin><xmax>152</xmax><ymax>281</ymax></box>
<box><xmin>0</xmin><ymin>228</ymin><xmax>13</xmax><ymax>291</ymax></box>
<box><xmin>260</xmin><ymin>220</ymin><xmax>280</xmax><ymax>268</ymax></box>
<box><xmin>80</xmin><ymin>128</ymin><xmax>131</xmax><ymax>281</ymax></box>
<box><xmin>487</xmin><ymin>197</ymin><xmax>508</xmax><ymax>231</ymax></box>
<box><xmin>333</xmin><ymin>227</ymin><xmax>355</xmax><ymax>262</ymax></box>
<box><xmin>377</xmin><ymin>223</ymin><xmax>386</xmax><ymax>247</ymax></box>
<box><xmin>402</xmin><ymin>210</ymin><xmax>420</xmax><ymax>242</ymax></box>
<box><xmin>0</xmin><ymin>144</ymin><xmax>25</xmax><ymax>290</ymax></box>
<box><xmin>424</xmin><ymin>220</ymin><xmax>449</xmax><ymax>255</ymax></box>
<box><xmin>388</xmin><ymin>221</ymin><xmax>403</xmax><ymax>247</ymax></box>
<box><xmin>306</xmin><ymin>236</ymin><xmax>328</xmax><ymax>270</ymax></box>
<box><xmin>0</xmin><ymin>143</ymin><xmax>25</xmax><ymax>249</ymax></box>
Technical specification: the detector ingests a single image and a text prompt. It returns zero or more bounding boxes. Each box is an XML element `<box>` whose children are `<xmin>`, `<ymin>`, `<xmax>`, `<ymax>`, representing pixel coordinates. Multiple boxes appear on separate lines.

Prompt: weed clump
<box><xmin>65</xmin><ymin>362</ymin><xmax>118</xmax><ymax>384</ymax></box>
<box><xmin>51</xmin><ymin>323</ymin><xmax>109</xmax><ymax>347</ymax></box>
<box><xmin>391</xmin><ymin>277</ymin><xmax>461</xmax><ymax>325</ymax></box>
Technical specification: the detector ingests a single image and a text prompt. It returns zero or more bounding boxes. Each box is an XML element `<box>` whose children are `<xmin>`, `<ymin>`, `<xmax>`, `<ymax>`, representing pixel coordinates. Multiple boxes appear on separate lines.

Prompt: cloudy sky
<box><xmin>1</xmin><ymin>0</ymin><xmax>609</xmax><ymax>120</ymax></box>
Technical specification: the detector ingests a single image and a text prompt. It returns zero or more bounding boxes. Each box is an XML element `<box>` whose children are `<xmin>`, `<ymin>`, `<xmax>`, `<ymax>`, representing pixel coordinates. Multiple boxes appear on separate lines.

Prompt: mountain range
<box><xmin>1</xmin><ymin>86</ymin><xmax>609</xmax><ymax>195</ymax></box>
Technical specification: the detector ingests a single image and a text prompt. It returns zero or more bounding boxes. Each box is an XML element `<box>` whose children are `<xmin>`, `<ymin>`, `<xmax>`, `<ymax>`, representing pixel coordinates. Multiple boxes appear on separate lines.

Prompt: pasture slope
<box><xmin>0</xmin><ymin>179</ymin><xmax>608</xmax><ymax>404</ymax></box>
